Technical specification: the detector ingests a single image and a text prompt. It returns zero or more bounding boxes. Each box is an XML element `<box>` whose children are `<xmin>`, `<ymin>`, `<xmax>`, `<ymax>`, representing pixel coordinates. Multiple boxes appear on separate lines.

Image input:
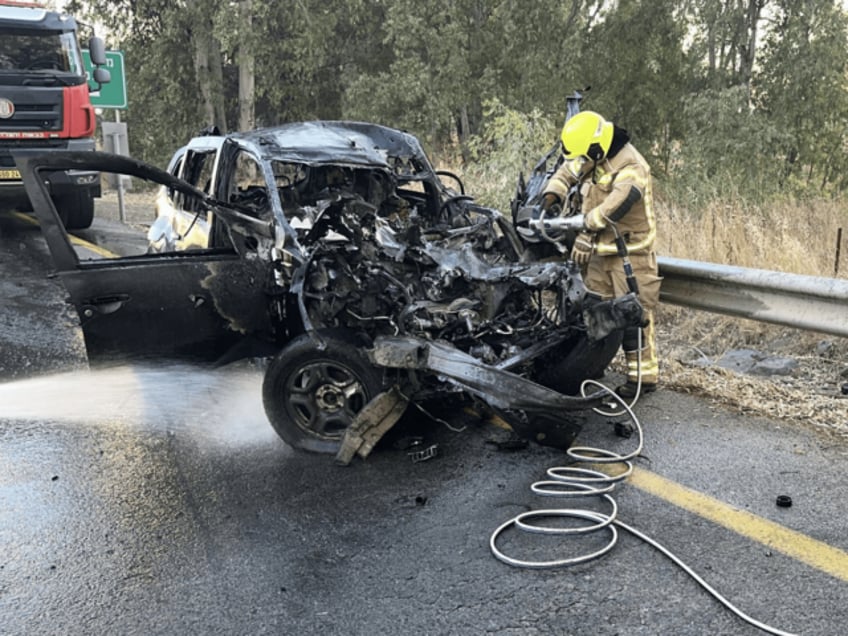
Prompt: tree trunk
<box><xmin>193</xmin><ymin>29</ymin><xmax>215</xmax><ymax>127</ymax></box>
<box><xmin>238</xmin><ymin>0</ymin><xmax>255</xmax><ymax>132</ymax></box>
<box><xmin>189</xmin><ymin>0</ymin><xmax>227</xmax><ymax>132</ymax></box>
<box><xmin>458</xmin><ymin>105</ymin><xmax>471</xmax><ymax>163</ymax></box>
<box><xmin>209</xmin><ymin>36</ymin><xmax>227</xmax><ymax>131</ymax></box>
<box><xmin>739</xmin><ymin>0</ymin><xmax>767</xmax><ymax>103</ymax></box>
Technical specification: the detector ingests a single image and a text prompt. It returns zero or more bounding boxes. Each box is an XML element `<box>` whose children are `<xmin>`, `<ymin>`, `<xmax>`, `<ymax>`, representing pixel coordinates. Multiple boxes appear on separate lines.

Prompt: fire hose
<box><xmin>506</xmin><ymin>210</ymin><xmax>797</xmax><ymax>633</ymax></box>
<box><xmin>488</xmin><ymin>358</ymin><xmax>798</xmax><ymax>636</ymax></box>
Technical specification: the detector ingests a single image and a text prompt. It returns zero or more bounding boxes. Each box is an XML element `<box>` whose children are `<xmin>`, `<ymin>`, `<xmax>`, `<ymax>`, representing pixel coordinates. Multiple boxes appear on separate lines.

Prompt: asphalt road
<box><xmin>1</xmin><ymin>210</ymin><xmax>847</xmax><ymax>635</ymax></box>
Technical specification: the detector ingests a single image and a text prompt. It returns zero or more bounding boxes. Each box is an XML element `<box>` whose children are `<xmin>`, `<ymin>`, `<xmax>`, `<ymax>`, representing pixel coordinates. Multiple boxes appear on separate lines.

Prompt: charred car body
<box><xmin>13</xmin><ymin>121</ymin><xmax>643</xmax><ymax>459</ymax></box>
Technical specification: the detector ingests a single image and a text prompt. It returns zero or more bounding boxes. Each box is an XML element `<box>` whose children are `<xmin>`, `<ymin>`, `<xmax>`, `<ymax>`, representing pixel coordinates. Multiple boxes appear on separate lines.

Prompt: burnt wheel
<box><xmin>534</xmin><ymin>331</ymin><xmax>623</xmax><ymax>396</ymax></box>
<box><xmin>262</xmin><ymin>332</ymin><xmax>384</xmax><ymax>453</ymax></box>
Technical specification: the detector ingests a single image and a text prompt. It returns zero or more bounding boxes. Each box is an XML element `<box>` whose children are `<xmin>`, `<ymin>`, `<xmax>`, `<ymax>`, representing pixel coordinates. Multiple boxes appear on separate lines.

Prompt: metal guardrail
<box><xmin>657</xmin><ymin>256</ymin><xmax>848</xmax><ymax>338</ymax></box>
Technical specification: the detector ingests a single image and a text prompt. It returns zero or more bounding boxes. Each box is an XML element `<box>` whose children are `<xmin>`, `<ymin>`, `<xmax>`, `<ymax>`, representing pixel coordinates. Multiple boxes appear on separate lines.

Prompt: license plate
<box><xmin>0</xmin><ymin>168</ymin><xmax>21</xmax><ymax>180</ymax></box>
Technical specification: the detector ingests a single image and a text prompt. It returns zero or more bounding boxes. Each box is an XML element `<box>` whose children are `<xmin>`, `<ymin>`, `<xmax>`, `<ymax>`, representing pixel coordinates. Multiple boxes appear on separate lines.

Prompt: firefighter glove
<box><xmin>571</xmin><ymin>232</ymin><xmax>594</xmax><ymax>265</ymax></box>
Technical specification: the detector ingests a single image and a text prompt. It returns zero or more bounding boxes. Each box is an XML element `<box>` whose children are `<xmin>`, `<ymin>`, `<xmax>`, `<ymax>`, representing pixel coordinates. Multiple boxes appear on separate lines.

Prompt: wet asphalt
<box><xmin>1</xmin><ymin>210</ymin><xmax>847</xmax><ymax>635</ymax></box>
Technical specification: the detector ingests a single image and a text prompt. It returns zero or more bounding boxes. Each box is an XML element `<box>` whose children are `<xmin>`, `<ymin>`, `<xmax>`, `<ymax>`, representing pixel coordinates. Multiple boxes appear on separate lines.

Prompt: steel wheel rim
<box><xmin>285</xmin><ymin>360</ymin><xmax>369</xmax><ymax>440</ymax></box>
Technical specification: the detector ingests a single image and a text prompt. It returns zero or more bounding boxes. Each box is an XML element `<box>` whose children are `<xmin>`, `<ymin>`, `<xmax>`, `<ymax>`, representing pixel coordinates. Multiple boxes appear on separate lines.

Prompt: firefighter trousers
<box><xmin>585</xmin><ymin>250</ymin><xmax>662</xmax><ymax>385</ymax></box>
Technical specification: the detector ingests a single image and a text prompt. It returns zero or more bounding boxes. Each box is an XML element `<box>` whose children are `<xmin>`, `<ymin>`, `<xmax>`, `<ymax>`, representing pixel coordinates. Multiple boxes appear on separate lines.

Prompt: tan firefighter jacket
<box><xmin>542</xmin><ymin>143</ymin><xmax>655</xmax><ymax>256</ymax></box>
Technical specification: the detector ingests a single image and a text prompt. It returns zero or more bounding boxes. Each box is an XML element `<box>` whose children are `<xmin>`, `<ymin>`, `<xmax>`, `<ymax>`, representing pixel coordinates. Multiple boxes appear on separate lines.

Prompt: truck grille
<box><xmin>0</xmin><ymin>87</ymin><xmax>63</xmax><ymax>132</ymax></box>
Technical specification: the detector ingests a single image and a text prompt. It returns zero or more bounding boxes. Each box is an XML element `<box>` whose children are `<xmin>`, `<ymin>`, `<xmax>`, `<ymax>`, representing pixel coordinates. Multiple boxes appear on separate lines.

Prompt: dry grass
<box><xmin>649</xmin><ymin>306</ymin><xmax>848</xmax><ymax>441</ymax></box>
<box><xmin>662</xmin><ymin>357</ymin><xmax>848</xmax><ymax>441</ymax></box>
<box><xmin>655</xmin><ymin>195</ymin><xmax>846</xmax><ymax>277</ymax></box>
<box><xmin>648</xmin><ymin>195</ymin><xmax>848</xmax><ymax>440</ymax></box>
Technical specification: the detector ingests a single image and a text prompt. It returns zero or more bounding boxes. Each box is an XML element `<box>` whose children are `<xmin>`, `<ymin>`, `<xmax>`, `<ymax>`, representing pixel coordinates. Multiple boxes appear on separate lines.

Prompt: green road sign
<box><xmin>82</xmin><ymin>50</ymin><xmax>127</xmax><ymax>110</ymax></box>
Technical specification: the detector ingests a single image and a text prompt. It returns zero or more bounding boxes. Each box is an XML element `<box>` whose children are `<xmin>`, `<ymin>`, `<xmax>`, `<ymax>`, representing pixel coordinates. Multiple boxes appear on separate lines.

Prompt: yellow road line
<box><xmin>68</xmin><ymin>234</ymin><xmax>118</xmax><ymax>259</ymax></box>
<box><xmin>629</xmin><ymin>467</ymin><xmax>848</xmax><ymax>583</ymax></box>
<box><xmin>485</xmin><ymin>412</ymin><xmax>848</xmax><ymax>581</ymax></box>
<box><xmin>12</xmin><ymin>210</ymin><xmax>118</xmax><ymax>258</ymax></box>
<box><xmin>11</xmin><ymin>210</ymin><xmax>38</xmax><ymax>225</ymax></box>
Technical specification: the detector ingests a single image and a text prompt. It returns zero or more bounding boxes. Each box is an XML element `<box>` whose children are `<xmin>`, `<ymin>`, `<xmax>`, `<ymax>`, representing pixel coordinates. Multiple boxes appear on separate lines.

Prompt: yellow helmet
<box><xmin>560</xmin><ymin>111</ymin><xmax>614</xmax><ymax>161</ymax></box>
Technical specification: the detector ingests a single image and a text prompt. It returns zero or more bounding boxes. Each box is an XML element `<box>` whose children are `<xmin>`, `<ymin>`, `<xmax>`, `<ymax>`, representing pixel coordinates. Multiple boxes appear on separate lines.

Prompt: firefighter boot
<box><xmin>616</xmin><ymin>313</ymin><xmax>658</xmax><ymax>399</ymax></box>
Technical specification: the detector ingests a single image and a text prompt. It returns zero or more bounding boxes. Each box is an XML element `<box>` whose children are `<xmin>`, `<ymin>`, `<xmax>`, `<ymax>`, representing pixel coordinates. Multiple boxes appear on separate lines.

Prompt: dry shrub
<box><xmin>663</xmin><ymin>357</ymin><xmax>848</xmax><ymax>441</ymax></box>
<box><xmin>649</xmin><ymin>305</ymin><xmax>848</xmax><ymax>439</ymax></box>
<box><xmin>656</xmin><ymin>196</ymin><xmax>846</xmax><ymax>278</ymax></box>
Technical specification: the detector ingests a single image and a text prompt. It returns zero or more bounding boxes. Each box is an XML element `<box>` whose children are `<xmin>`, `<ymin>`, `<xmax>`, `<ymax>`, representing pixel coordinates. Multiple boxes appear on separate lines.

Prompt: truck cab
<box><xmin>0</xmin><ymin>1</ymin><xmax>109</xmax><ymax>229</ymax></box>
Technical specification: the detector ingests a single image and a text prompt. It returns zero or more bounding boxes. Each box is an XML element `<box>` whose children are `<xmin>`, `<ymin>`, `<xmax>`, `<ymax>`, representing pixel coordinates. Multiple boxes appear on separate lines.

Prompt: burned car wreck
<box><xmin>13</xmin><ymin>121</ymin><xmax>643</xmax><ymax>460</ymax></box>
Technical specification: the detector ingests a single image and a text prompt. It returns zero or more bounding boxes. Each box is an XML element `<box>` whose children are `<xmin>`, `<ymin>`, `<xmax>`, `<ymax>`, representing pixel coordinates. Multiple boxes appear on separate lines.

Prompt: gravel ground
<box><xmin>647</xmin><ymin>306</ymin><xmax>848</xmax><ymax>442</ymax></box>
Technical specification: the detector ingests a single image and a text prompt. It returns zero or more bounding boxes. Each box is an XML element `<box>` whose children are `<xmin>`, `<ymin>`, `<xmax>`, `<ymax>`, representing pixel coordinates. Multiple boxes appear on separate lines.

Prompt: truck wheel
<box><xmin>534</xmin><ymin>331</ymin><xmax>623</xmax><ymax>396</ymax></box>
<box><xmin>54</xmin><ymin>190</ymin><xmax>94</xmax><ymax>230</ymax></box>
<box><xmin>262</xmin><ymin>331</ymin><xmax>384</xmax><ymax>453</ymax></box>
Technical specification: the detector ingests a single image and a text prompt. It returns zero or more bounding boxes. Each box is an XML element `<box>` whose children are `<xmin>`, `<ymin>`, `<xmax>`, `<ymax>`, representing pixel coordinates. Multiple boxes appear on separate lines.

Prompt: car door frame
<box><xmin>14</xmin><ymin>149</ymin><xmax>281</xmax><ymax>365</ymax></box>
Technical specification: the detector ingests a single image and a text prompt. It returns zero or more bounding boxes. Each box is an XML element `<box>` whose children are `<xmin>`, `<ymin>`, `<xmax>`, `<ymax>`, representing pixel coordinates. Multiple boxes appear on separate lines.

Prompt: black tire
<box><xmin>54</xmin><ymin>190</ymin><xmax>94</xmax><ymax>230</ymax></box>
<box><xmin>534</xmin><ymin>331</ymin><xmax>623</xmax><ymax>396</ymax></box>
<box><xmin>262</xmin><ymin>331</ymin><xmax>384</xmax><ymax>453</ymax></box>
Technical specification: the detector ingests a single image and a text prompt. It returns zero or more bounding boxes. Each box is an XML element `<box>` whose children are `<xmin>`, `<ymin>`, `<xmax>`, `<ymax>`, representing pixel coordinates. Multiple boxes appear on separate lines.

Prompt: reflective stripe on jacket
<box><xmin>542</xmin><ymin>143</ymin><xmax>655</xmax><ymax>255</ymax></box>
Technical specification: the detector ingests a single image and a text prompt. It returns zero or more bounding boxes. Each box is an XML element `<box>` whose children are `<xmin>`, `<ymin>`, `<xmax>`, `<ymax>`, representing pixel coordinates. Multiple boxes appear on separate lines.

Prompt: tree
<box><xmin>488</xmin><ymin>0</ymin><xmax>596</xmax><ymax>119</ymax></box>
<box><xmin>573</xmin><ymin>0</ymin><xmax>692</xmax><ymax>174</ymax></box>
<box><xmin>755</xmin><ymin>0</ymin><xmax>848</xmax><ymax>191</ymax></box>
<box><xmin>187</xmin><ymin>0</ymin><xmax>227</xmax><ymax>132</ymax></box>
<box><xmin>59</xmin><ymin>0</ymin><xmax>848</xmax><ymax>202</ymax></box>
<box><xmin>341</xmin><ymin>0</ymin><xmax>501</xmax><ymax>152</ymax></box>
<box><xmin>687</xmin><ymin>0</ymin><xmax>771</xmax><ymax>98</ymax></box>
<box><xmin>69</xmin><ymin>0</ymin><xmax>233</xmax><ymax>164</ymax></box>
<box><xmin>675</xmin><ymin>85</ymin><xmax>786</xmax><ymax>202</ymax></box>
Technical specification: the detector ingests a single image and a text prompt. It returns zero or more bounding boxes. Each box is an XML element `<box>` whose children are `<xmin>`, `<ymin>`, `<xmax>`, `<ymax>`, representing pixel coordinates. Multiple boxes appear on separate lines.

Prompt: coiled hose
<box><xmin>489</xmin><ymin>379</ymin><xmax>798</xmax><ymax>636</ymax></box>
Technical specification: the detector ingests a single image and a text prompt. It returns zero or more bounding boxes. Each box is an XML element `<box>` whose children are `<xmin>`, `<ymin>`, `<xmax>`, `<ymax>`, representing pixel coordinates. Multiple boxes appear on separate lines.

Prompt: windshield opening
<box><xmin>0</xmin><ymin>30</ymin><xmax>82</xmax><ymax>73</ymax></box>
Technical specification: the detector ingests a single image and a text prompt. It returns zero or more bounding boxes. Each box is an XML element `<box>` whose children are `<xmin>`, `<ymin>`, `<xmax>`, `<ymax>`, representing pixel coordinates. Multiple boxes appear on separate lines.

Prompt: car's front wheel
<box><xmin>262</xmin><ymin>331</ymin><xmax>384</xmax><ymax>453</ymax></box>
<box><xmin>534</xmin><ymin>331</ymin><xmax>623</xmax><ymax>396</ymax></box>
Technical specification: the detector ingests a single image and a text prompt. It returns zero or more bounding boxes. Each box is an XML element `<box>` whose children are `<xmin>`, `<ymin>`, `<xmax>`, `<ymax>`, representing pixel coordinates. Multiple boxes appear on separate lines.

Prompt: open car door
<box><xmin>14</xmin><ymin>151</ymin><xmax>279</xmax><ymax>365</ymax></box>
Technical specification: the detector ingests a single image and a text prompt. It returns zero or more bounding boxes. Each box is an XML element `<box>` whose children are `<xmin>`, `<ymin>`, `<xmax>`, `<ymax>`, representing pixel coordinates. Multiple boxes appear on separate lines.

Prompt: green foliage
<box><xmin>670</xmin><ymin>86</ymin><xmax>788</xmax><ymax>207</ymax></box>
<box><xmin>685</xmin><ymin>0</ymin><xmax>767</xmax><ymax>91</ymax></box>
<box><xmin>62</xmin><ymin>0</ymin><xmax>848</xmax><ymax>203</ymax></box>
<box><xmin>343</xmin><ymin>0</ymin><xmax>506</xmax><ymax>146</ymax></box>
<box><xmin>462</xmin><ymin>99</ymin><xmax>557</xmax><ymax>208</ymax></box>
<box><xmin>466</xmin><ymin>99</ymin><xmax>556</xmax><ymax>166</ymax></box>
<box><xmin>477</xmin><ymin>0</ymin><xmax>594</xmax><ymax>119</ymax></box>
<box><xmin>119</xmin><ymin>44</ymin><xmax>203</xmax><ymax>169</ymax></box>
<box><xmin>756</xmin><ymin>0</ymin><xmax>848</xmax><ymax>194</ymax></box>
<box><xmin>566</xmin><ymin>0</ymin><xmax>691</xmax><ymax>175</ymax></box>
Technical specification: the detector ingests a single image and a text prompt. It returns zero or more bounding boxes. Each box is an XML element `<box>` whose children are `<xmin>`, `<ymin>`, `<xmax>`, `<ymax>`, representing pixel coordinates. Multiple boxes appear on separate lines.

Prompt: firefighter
<box><xmin>540</xmin><ymin>111</ymin><xmax>661</xmax><ymax>398</ymax></box>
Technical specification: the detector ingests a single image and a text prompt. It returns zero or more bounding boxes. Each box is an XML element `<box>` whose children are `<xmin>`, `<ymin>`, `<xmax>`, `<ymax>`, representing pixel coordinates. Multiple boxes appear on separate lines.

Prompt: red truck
<box><xmin>0</xmin><ymin>0</ymin><xmax>110</xmax><ymax>229</ymax></box>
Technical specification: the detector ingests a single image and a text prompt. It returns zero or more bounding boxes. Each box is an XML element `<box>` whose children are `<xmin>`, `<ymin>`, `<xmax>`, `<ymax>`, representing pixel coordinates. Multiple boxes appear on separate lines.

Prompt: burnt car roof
<box><xmin>216</xmin><ymin>121</ymin><xmax>430</xmax><ymax>172</ymax></box>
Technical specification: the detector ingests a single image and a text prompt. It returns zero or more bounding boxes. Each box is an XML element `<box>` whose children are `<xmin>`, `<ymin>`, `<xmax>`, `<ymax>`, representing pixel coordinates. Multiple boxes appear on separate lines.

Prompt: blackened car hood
<box><xmin>236</xmin><ymin>121</ymin><xmax>431</xmax><ymax>173</ymax></box>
